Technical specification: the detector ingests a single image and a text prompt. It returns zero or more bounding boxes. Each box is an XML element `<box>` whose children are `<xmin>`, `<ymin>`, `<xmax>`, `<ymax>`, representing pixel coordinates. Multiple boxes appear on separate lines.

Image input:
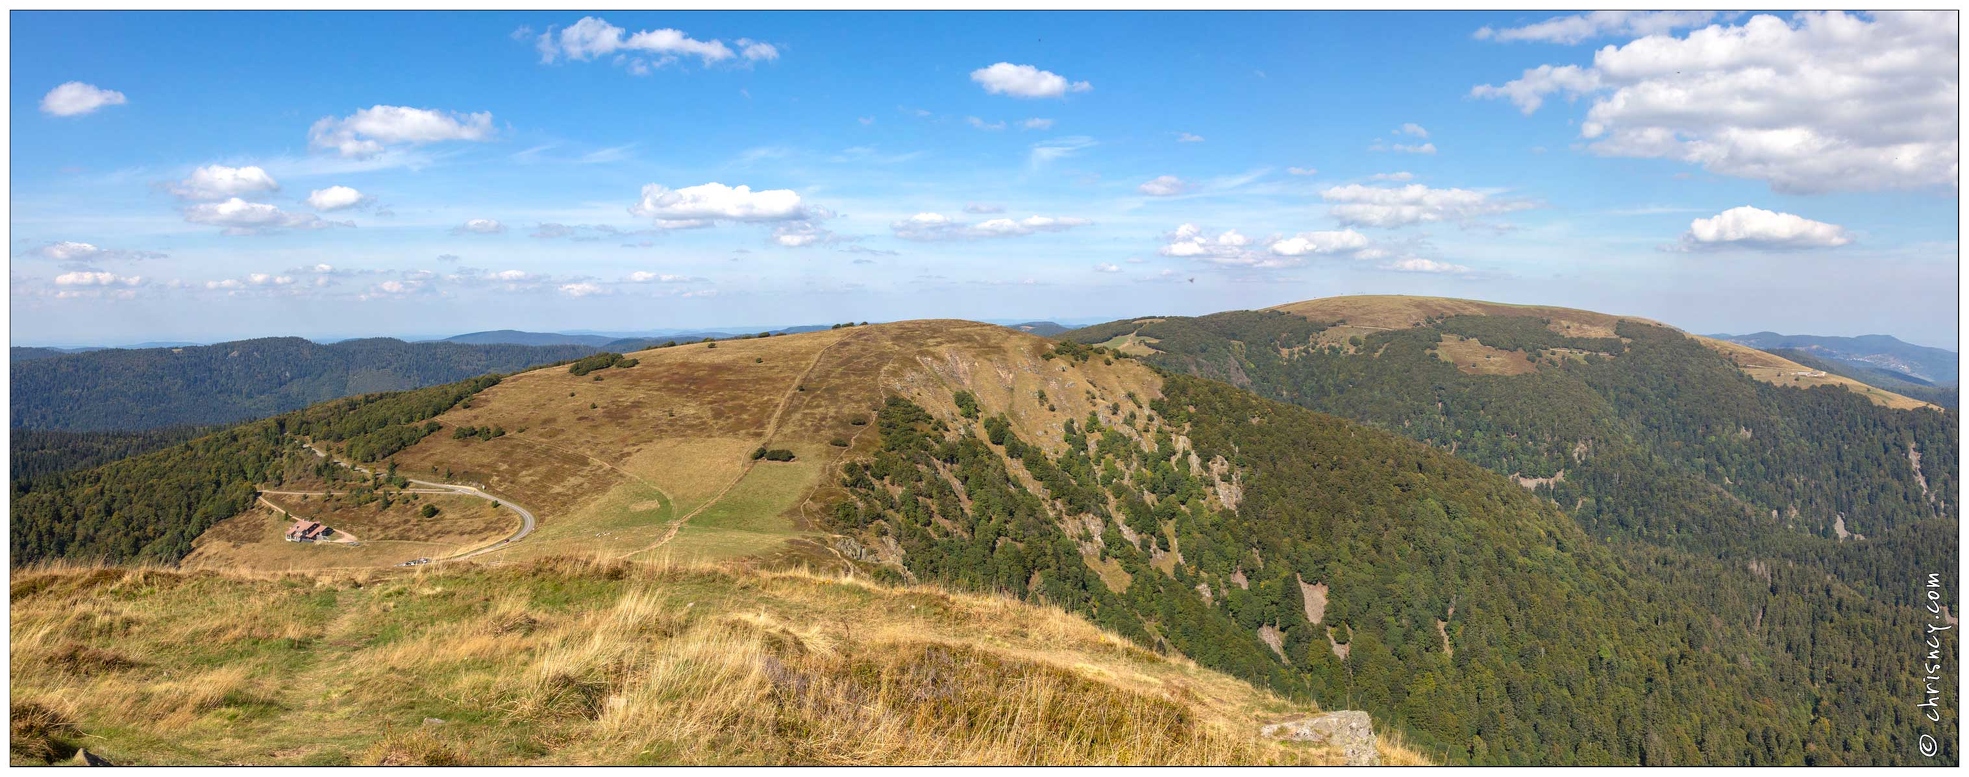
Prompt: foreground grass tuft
<box><xmin>11</xmin><ymin>557</ymin><xmax>1424</xmax><ymax>765</ymax></box>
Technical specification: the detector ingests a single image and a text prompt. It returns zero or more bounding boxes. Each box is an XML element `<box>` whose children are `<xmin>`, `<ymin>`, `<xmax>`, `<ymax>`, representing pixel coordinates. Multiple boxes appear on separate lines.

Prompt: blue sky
<box><xmin>10</xmin><ymin>11</ymin><xmax>1960</xmax><ymax>347</ymax></box>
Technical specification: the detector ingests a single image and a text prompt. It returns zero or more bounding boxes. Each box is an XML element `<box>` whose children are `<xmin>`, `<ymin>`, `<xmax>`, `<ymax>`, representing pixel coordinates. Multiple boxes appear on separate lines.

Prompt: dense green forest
<box><xmin>10</xmin><ymin>376</ymin><xmax>502</xmax><ymax>566</ymax></box>
<box><xmin>824</xmin><ymin>378</ymin><xmax>1954</xmax><ymax>764</ymax></box>
<box><xmin>11</xmin><ymin>337</ymin><xmax>598</xmax><ymax>432</ymax></box>
<box><xmin>1065</xmin><ymin>311</ymin><xmax>1955</xmax><ymax>574</ymax></box>
<box><xmin>10</xmin><ymin>426</ymin><xmax>217</xmax><ymax>485</ymax></box>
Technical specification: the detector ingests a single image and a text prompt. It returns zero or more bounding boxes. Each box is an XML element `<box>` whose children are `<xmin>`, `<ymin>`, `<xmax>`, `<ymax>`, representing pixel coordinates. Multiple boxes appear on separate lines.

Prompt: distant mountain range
<box><xmin>11</xmin><ymin>337</ymin><xmax>601</xmax><ymax>432</ymax></box>
<box><xmin>1710</xmin><ymin>332</ymin><xmax>1957</xmax><ymax>385</ymax></box>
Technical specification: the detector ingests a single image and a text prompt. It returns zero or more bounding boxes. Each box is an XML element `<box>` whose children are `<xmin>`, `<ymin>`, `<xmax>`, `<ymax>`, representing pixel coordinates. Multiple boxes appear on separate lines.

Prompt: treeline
<box><xmin>11</xmin><ymin>336</ymin><xmax>596</xmax><ymax>432</ymax></box>
<box><xmin>11</xmin><ymin>375</ymin><xmax>502</xmax><ymax>567</ymax></box>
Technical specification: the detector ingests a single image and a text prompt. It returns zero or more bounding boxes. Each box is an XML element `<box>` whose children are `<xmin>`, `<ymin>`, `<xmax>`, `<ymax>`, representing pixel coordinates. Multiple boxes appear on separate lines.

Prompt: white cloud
<box><xmin>309</xmin><ymin>105</ymin><xmax>495</xmax><ymax>159</ymax></box>
<box><xmin>771</xmin><ymin>221</ymin><xmax>835</xmax><ymax>247</ymax></box>
<box><xmin>54</xmin><ymin>271</ymin><xmax>144</xmax><ymax>287</ymax></box>
<box><xmin>1268</xmin><ymin>229</ymin><xmax>1372</xmax><ymax>257</ymax></box>
<box><xmin>29</xmin><ymin>241</ymin><xmax>164</xmax><ymax>262</ymax></box>
<box><xmin>630</xmin><ymin>182</ymin><xmax>814</xmax><ymax>225</ymax></box>
<box><xmin>1029</xmin><ymin>136</ymin><xmax>1096</xmax><ymax>166</ymax></box>
<box><xmin>1373</xmin><ymin>141</ymin><xmax>1437</xmax><ymax>154</ymax></box>
<box><xmin>40</xmin><ymin>82</ymin><xmax>127</xmax><ymax>116</ymax></box>
<box><xmin>1397</xmin><ymin>123</ymin><xmax>1429</xmax><ymax>138</ymax></box>
<box><xmin>963</xmin><ymin>203</ymin><xmax>1004</xmax><ymax>214</ymax></box>
<box><xmin>891</xmin><ymin>212</ymin><xmax>1090</xmax><ymax>241</ymax></box>
<box><xmin>246</xmin><ymin>273</ymin><xmax>295</xmax><ymax>286</ymax></box>
<box><xmin>966</xmin><ymin>116</ymin><xmax>1007</xmax><ymax>131</ymax></box>
<box><xmin>1137</xmin><ymin>175</ymin><xmax>1187</xmax><ymax>196</ymax></box>
<box><xmin>736</xmin><ymin>38</ymin><xmax>779</xmax><ymax>61</ymax></box>
<box><xmin>1021</xmin><ymin>118</ymin><xmax>1055</xmax><ymax>130</ymax></box>
<box><xmin>171</xmin><ymin>165</ymin><xmax>279</xmax><ymax>201</ymax></box>
<box><xmin>559</xmin><ymin>282</ymin><xmax>607</xmax><ymax>297</ymax></box>
<box><xmin>452</xmin><ymin>218</ymin><xmax>506</xmax><ymax>235</ymax></box>
<box><xmin>970</xmin><ymin>62</ymin><xmax>1092</xmax><ymax>99</ymax></box>
<box><xmin>535</xmin><ymin>17</ymin><xmax>760</xmax><ymax>69</ymax></box>
<box><xmin>1381</xmin><ymin>257</ymin><xmax>1473</xmax><ymax>274</ymax></box>
<box><xmin>1675</xmin><ymin>206</ymin><xmax>1854</xmax><ymax>250</ymax></box>
<box><xmin>625</xmin><ymin>271</ymin><xmax>692</xmax><ymax>283</ymax></box>
<box><xmin>1472</xmin><ymin>12</ymin><xmax>1959</xmax><ymax>193</ymax></box>
<box><xmin>1095</xmin><ymin>263</ymin><xmax>1122</xmax><ymax>273</ymax></box>
<box><xmin>1475</xmin><ymin>11</ymin><xmax>1720</xmax><ymax>44</ymax></box>
<box><xmin>1287</xmin><ymin>167</ymin><xmax>1319</xmax><ymax>176</ymax></box>
<box><xmin>1177</xmin><ymin>132</ymin><xmax>1205</xmax><ymax>143</ymax></box>
<box><xmin>1321</xmin><ymin>184</ymin><xmax>1536</xmax><ymax>227</ymax></box>
<box><xmin>1371</xmin><ymin>171</ymin><xmax>1416</xmax><ymax>182</ymax></box>
<box><xmin>305</xmin><ymin>185</ymin><xmax>371</xmax><ymax>211</ymax></box>
<box><xmin>183</xmin><ymin>198</ymin><xmax>353</xmax><ymax>235</ymax></box>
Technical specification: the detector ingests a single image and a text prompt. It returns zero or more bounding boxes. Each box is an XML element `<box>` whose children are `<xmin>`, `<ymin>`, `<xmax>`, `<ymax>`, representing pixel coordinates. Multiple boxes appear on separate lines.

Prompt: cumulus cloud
<box><xmin>1020</xmin><ymin>118</ymin><xmax>1055</xmax><ymax>130</ymax></box>
<box><xmin>1397</xmin><ymin>123</ymin><xmax>1429</xmax><ymax>138</ymax></box>
<box><xmin>970</xmin><ymin>62</ymin><xmax>1091</xmax><ymax>99</ymax></box>
<box><xmin>963</xmin><ymin>203</ymin><xmax>1004</xmax><ymax>214</ymax></box>
<box><xmin>452</xmin><ymin>219</ymin><xmax>506</xmax><ymax>235</ymax></box>
<box><xmin>54</xmin><ymin>271</ymin><xmax>144</xmax><ymax>287</ymax></box>
<box><xmin>1137</xmin><ymin>175</ymin><xmax>1187</xmax><ymax>196</ymax></box>
<box><xmin>1475</xmin><ymin>11</ymin><xmax>1720</xmax><ymax>44</ymax></box>
<box><xmin>1177</xmin><ymin>132</ymin><xmax>1205</xmax><ymax>143</ymax></box>
<box><xmin>559</xmin><ymin>282</ymin><xmax>607</xmax><ymax>297</ymax></box>
<box><xmin>1371</xmin><ymin>171</ymin><xmax>1416</xmax><ymax>182</ymax></box>
<box><xmin>1094</xmin><ymin>262</ymin><xmax>1122</xmax><ymax>273</ymax></box>
<box><xmin>1159</xmin><ymin>223</ymin><xmax>1378</xmax><ymax>269</ymax></box>
<box><xmin>305</xmin><ymin>185</ymin><xmax>371</xmax><ymax>211</ymax></box>
<box><xmin>534</xmin><ymin>16</ymin><xmax>771</xmax><ymax>69</ymax></box>
<box><xmin>40</xmin><ymin>82</ymin><xmax>126</xmax><ymax>116</ymax></box>
<box><xmin>1321</xmin><ymin>184</ymin><xmax>1536</xmax><ymax>227</ymax></box>
<box><xmin>1674</xmin><ymin>206</ymin><xmax>1854</xmax><ymax>251</ymax></box>
<box><xmin>309</xmin><ymin>105</ymin><xmax>495</xmax><ymax>158</ymax></box>
<box><xmin>171</xmin><ymin>165</ymin><xmax>279</xmax><ymax>201</ymax></box>
<box><xmin>891</xmin><ymin>212</ymin><xmax>1091</xmax><ymax>241</ymax></box>
<box><xmin>966</xmin><ymin>116</ymin><xmax>1007</xmax><ymax>131</ymax></box>
<box><xmin>1472</xmin><ymin>12</ymin><xmax>1958</xmax><ymax>193</ymax></box>
<box><xmin>29</xmin><ymin>241</ymin><xmax>164</xmax><ymax>262</ymax></box>
<box><xmin>630</xmin><ymin>182</ymin><xmax>815</xmax><ymax>226</ymax></box>
<box><xmin>1267</xmin><ymin>229</ymin><xmax>1372</xmax><ymax>257</ymax></box>
<box><xmin>436</xmin><ymin>254</ymin><xmax>462</xmax><ymax>262</ymax></box>
<box><xmin>184</xmin><ymin>198</ymin><xmax>353</xmax><ymax>235</ymax></box>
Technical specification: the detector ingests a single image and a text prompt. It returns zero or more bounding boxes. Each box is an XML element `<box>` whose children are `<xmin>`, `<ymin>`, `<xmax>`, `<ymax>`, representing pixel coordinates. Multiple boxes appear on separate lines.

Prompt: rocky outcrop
<box><xmin>1261</xmin><ymin>710</ymin><xmax>1379</xmax><ymax>765</ymax></box>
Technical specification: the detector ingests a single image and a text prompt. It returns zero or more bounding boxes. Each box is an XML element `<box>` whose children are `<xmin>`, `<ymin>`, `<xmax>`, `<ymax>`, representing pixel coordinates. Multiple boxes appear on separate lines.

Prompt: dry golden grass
<box><xmin>1275</xmin><ymin>295</ymin><xmax>1930</xmax><ymax>410</ymax></box>
<box><xmin>10</xmin><ymin>559</ymin><xmax>1424</xmax><ymax>766</ymax></box>
<box><xmin>1432</xmin><ymin>334</ymin><xmax>1538</xmax><ymax>376</ymax></box>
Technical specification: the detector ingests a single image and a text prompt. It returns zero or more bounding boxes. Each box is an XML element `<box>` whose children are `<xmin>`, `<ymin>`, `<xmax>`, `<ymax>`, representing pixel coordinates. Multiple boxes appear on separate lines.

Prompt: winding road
<box><xmin>290</xmin><ymin>444</ymin><xmax>536</xmax><ymax>563</ymax></box>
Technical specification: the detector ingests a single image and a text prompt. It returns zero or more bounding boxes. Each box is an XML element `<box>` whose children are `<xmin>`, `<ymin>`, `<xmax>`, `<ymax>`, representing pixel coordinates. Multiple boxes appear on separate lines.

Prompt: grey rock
<box><xmin>1261</xmin><ymin>710</ymin><xmax>1379</xmax><ymax>765</ymax></box>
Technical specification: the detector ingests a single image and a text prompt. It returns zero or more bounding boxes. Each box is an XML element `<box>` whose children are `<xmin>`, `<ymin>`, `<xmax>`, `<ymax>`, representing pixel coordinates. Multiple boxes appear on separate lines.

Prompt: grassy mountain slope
<box><xmin>10</xmin><ymin>337</ymin><xmax>600</xmax><ymax>432</ymax></box>
<box><xmin>13</xmin><ymin>316</ymin><xmax>1955</xmax><ymax>764</ymax></box>
<box><xmin>10</xmin><ymin>558</ymin><xmax>1421</xmax><ymax>765</ymax></box>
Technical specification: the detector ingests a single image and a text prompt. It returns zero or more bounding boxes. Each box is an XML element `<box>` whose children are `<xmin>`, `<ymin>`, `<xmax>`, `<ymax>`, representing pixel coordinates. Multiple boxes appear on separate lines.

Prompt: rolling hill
<box><xmin>1763</xmin><ymin>347</ymin><xmax>1958</xmax><ymax>408</ymax></box>
<box><xmin>13</xmin><ymin>316</ymin><xmax>1954</xmax><ymax>764</ymax></box>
